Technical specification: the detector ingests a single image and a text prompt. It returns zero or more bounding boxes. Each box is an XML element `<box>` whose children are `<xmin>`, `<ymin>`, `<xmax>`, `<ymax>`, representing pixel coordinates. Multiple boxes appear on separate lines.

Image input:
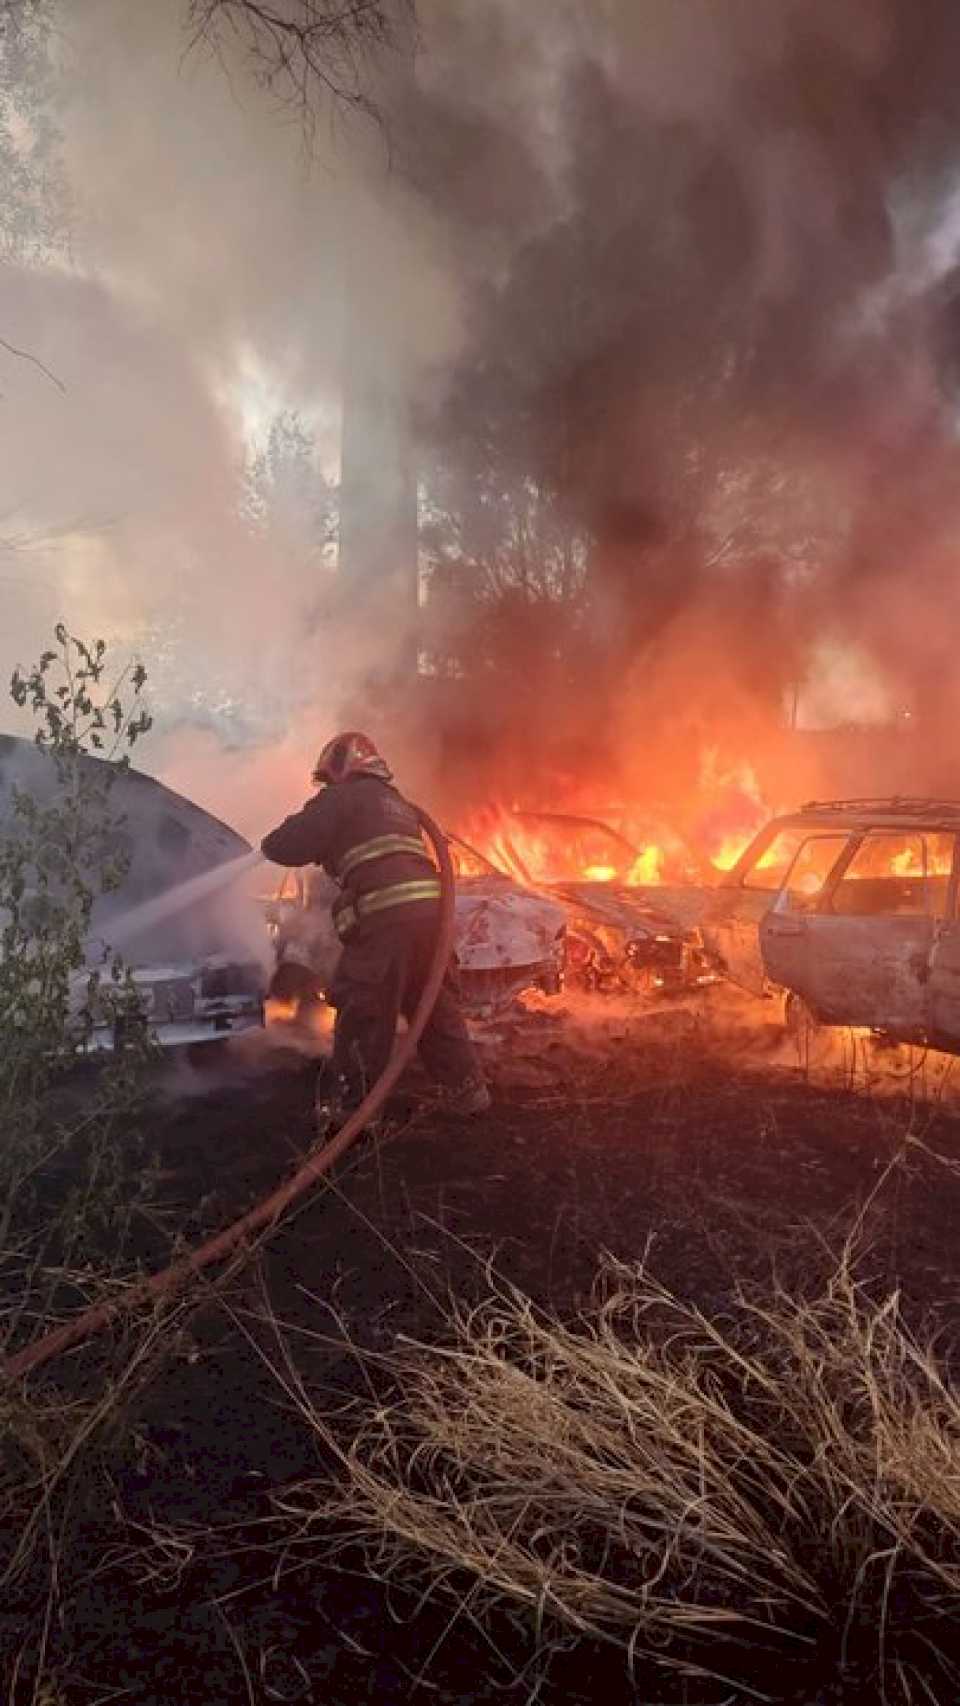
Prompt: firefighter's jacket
<box><xmin>261</xmin><ymin>776</ymin><xmax>441</xmax><ymax>940</ymax></box>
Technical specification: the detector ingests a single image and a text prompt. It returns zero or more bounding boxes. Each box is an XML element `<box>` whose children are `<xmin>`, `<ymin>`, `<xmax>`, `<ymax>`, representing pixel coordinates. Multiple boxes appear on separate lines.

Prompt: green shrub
<box><xmin>0</xmin><ymin>626</ymin><xmax>157</xmax><ymax>1302</ymax></box>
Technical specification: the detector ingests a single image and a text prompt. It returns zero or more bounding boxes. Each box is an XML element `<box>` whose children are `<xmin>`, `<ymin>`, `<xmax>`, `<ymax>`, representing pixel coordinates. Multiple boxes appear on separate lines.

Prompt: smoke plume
<box><xmin>5</xmin><ymin>0</ymin><xmax>960</xmax><ymax>840</ymax></box>
<box><xmin>395</xmin><ymin>0</ymin><xmax>960</xmax><ymax>811</ymax></box>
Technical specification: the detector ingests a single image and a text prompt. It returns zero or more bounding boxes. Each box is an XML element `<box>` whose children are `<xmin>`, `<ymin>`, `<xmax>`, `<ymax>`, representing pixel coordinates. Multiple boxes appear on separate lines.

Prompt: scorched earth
<box><xmin>8</xmin><ymin>983</ymin><xmax>960</xmax><ymax>1706</ymax></box>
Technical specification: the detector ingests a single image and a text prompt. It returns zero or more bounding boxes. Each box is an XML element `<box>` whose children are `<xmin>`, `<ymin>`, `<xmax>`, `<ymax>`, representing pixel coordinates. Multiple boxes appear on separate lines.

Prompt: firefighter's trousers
<box><xmin>328</xmin><ymin>906</ymin><xmax>483</xmax><ymax>1105</ymax></box>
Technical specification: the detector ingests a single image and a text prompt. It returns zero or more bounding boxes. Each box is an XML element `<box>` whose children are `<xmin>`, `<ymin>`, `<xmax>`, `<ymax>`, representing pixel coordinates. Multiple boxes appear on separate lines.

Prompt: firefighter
<box><xmin>261</xmin><ymin>731</ymin><xmax>490</xmax><ymax>1132</ymax></box>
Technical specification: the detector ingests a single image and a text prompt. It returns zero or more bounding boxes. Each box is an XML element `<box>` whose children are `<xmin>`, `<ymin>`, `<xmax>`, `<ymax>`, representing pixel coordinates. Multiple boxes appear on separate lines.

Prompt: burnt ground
<box><xmin>10</xmin><ymin>992</ymin><xmax>960</xmax><ymax>1705</ymax></box>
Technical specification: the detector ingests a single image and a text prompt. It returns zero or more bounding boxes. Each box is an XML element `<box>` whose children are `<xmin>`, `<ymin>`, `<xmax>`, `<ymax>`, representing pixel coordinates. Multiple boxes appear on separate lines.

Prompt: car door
<box><xmin>758</xmin><ymin>832</ymin><xmax>854</xmax><ymax>995</ymax></box>
<box><xmin>780</xmin><ymin>830</ymin><xmax>953</xmax><ymax>1037</ymax></box>
<box><xmin>702</xmin><ymin>826</ymin><xmax>845</xmax><ymax>994</ymax></box>
<box><xmin>925</xmin><ymin>838</ymin><xmax>960</xmax><ymax>1049</ymax></box>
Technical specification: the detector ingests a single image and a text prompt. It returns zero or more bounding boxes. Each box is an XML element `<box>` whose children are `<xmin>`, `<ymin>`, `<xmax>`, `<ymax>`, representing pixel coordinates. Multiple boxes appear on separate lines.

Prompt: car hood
<box><xmin>271</xmin><ymin>873</ymin><xmax>567</xmax><ymax>978</ymax></box>
<box><xmin>0</xmin><ymin>733</ymin><xmax>263</xmax><ymax>967</ymax></box>
<box><xmin>549</xmin><ymin>881</ymin><xmax>716</xmax><ymax>937</ymax></box>
<box><xmin>455</xmin><ymin>879</ymin><xmax>566</xmax><ymax>972</ymax></box>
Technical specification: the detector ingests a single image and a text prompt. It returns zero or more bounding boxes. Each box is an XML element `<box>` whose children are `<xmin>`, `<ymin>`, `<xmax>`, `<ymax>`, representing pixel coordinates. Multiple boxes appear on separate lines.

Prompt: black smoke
<box><xmin>389</xmin><ymin>0</ymin><xmax>960</xmax><ymax>801</ymax></box>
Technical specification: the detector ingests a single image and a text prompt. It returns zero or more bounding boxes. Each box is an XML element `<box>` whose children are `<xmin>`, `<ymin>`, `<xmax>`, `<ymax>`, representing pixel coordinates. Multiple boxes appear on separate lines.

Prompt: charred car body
<box><xmin>697</xmin><ymin>798</ymin><xmax>960</xmax><ymax>1052</ymax></box>
<box><xmin>265</xmin><ymin>835</ymin><xmax>567</xmax><ymax>1019</ymax></box>
<box><xmin>483</xmin><ymin>811</ymin><xmax>715</xmax><ymax>996</ymax></box>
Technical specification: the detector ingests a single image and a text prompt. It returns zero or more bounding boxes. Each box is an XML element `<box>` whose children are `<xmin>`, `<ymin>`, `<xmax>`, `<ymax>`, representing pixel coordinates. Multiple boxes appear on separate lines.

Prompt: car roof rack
<box><xmin>801</xmin><ymin>797</ymin><xmax>960</xmax><ymax>817</ymax></box>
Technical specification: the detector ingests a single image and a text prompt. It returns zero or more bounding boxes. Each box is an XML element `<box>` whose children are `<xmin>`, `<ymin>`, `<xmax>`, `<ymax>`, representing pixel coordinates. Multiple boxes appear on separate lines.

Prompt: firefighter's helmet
<box><xmin>311</xmin><ymin>731</ymin><xmax>392</xmax><ymax>786</ymax></box>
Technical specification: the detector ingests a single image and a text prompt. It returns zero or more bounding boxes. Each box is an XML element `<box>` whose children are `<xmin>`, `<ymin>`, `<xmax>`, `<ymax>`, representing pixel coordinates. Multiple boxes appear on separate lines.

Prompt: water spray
<box><xmin>100</xmin><ymin>849</ymin><xmax>264</xmax><ymax>953</ymax></box>
<box><xmin>3</xmin><ymin>809</ymin><xmax>457</xmax><ymax>1383</ymax></box>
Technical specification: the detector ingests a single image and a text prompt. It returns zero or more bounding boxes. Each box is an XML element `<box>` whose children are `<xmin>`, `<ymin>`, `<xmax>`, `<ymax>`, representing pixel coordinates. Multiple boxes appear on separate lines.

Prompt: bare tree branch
<box><xmin>0</xmin><ymin>334</ymin><xmax>65</xmax><ymax>393</ymax></box>
<box><xmin>186</xmin><ymin>0</ymin><xmax>415</xmax><ymax>129</ymax></box>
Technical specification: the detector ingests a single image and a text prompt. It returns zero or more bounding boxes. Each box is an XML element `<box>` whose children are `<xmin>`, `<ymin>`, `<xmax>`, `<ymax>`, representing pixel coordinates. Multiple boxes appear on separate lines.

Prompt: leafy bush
<box><xmin>0</xmin><ymin>626</ymin><xmax>157</xmax><ymax>1301</ymax></box>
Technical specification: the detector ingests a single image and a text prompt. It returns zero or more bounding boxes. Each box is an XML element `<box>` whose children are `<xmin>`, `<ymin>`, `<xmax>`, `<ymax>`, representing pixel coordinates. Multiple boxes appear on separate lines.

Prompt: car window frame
<box><xmin>732</xmin><ymin>817</ymin><xmax>960</xmax><ymax>917</ymax></box>
<box><xmin>514</xmin><ymin>813</ymin><xmax>641</xmax><ymax>862</ymax></box>
<box><xmin>447</xmin><ymin>835</ymin><xmax>509</xmax><ymax>882</ymax></box>
<box><xmin>510</xmin><ymin>813</ymin><xmax>641</xmax><ymax>884</ymax></box>
<box><xmin>947</xmin><ymin>835</ymin><xmax>960</xmax><ymax>923</ymax></box>
<box><xmin>734</xmin><ymin>822</ymin><xmax>820</xmax><ymax>893</ymax></box>
<box><xmin>767</xmin><ymin>831</ymin><xmax>856</xmax><ymax>913</ymax></box>
<box><xmin>813</xmin><ymin>828</ymin><xmax>960</xmax><ymax>921</ymax></box>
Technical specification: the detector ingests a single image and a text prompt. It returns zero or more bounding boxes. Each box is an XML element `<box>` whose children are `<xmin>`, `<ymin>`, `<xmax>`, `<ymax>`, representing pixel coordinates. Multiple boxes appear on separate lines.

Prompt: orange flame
<box><xmin>695</xmin><ymin>750</ymin><xmax>772</xmax><ymax>873</ymax></box>
<box><xmin>458</xmin><ymin>749</ymin><xmax>780</xmax><ymax>890</ymax></box>
<box><xmin>627</xmin><ymin>844</ymin><xmax>665</xmax><ymax>886</ymax></box>
<box><xmin>459</xmin><ymin>807</ymin><xmax>670</xmax><ymax>889</ymax></box>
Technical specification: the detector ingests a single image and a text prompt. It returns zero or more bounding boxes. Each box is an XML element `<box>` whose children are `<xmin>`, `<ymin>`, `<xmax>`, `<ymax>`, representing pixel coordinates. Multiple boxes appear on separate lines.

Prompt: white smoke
<box><xmin>1</xmin><ymin>0</ymin><xmax>463</xmax><ymax>828</ymax></box>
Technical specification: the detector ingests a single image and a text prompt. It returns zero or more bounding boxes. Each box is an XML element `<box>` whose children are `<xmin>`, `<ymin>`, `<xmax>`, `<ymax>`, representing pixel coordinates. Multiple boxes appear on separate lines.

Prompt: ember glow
<box><xmin>691</xmin><ymin>752</ymin><xmax>772</xmax><ymax>875</ymax></box>
<box><xmin>873</xmin><ymin>835</ymin><xmax>954</xmax><ymax>879</ymax></box>
<box><xmin>627</xmin><ymin>845</ymin><xmax>665</xmax><ymax>885</ymax></box>
<box><xmin>265</xmin><ymin>995</ymin><xmax>334</xmax><ymax>1039</ymax></box>
<box><xmin>711</xmin><ymin>835</ymin><xmax>756</xmax><ymax>873</ymax></box>
<box><xmin>457</xmin><ymin>748</ymin><xmax>778</xmax><ymax>893</ymax></box>
<box><xmin>458</xmin><ymin>808</ymin><xmax>674</xmax><ymax>890</ymax></box>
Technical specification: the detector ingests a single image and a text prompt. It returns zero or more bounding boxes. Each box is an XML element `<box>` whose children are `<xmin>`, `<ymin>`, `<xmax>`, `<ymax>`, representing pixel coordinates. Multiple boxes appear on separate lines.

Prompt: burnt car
<box><xmin>482</xmin><ymin>810</ymin><xmax>715</xmax><ymax>996</ymax></box>
<box><xmin>0</xmin><ymin>734</ymin><xmax>267</xmax><ymax>1052</ymax></box>
<box><xmin>264</xmin><ymin>835</ymin><xmax>567</xmax><ymax>1019</ymax></box>
<box><xmin>696</xmin><ymin>798</ymin><xmax>960</xmax><ymax>1052</ymax></box>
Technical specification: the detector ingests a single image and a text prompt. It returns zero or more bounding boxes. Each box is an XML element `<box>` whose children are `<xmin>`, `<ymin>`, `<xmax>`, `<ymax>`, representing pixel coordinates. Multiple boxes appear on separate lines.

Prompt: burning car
<box><xmin>0</xmin><ymin>734</ymin><xmax>268</xmax><ymax>1051</ymax></box>
<box><xmin>264</xmin><ymin>834</ymin><xmax>567</xmax><ymax>1019</ymax></box>
<box><xmin>463</xmin><ymin>809</ymin><xmax>715</xmax><ymax>996</ymax></box>
<box><xmin>697</xmin><ymin>798</ymin><xmax>960</xmax><ymax>1053</ymax></box>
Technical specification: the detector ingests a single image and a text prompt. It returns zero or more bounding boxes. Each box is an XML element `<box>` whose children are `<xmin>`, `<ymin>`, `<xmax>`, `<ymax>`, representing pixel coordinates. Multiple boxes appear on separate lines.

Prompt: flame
<box><xmin>460</xmin><ymin>806</ymin><xmax>670</xmax><ymax>888</ymax></box>
<box><xmin>458</xmin><ymin>748</ymin><xmax>780</xmax><ymax>890</ymax></box>
<box><xmin>627</xmin><ymin>844</ymin><xmax>665</xmax><ymax>886</ymax></box>
<box><xmin>452</xmin><ymin>747</ymin><xmax>960</xmax><ymax>933</ymax></box>
<box><xmin>710</xmin><ymin>834</ymin><xmax>783</xmax><ymax>874</ymax></box>
<box><xmin>884</xmin><ymin>841</ymin><xmax>952</xmax><ymax>878</ymax></box>
<box><xmin>265</xmin><ymin>996</ymin><xmax>334</xmax><ymax>1037</ymax></box>
<box><xmin>694</xmin><ymin>750</ymin><xmax>772</xmax><ymax>873</ymax></box>
<box><xmin>710</xmin><ymin>834</ymin><xmax>752</xmax><ymax>873</ymax></box>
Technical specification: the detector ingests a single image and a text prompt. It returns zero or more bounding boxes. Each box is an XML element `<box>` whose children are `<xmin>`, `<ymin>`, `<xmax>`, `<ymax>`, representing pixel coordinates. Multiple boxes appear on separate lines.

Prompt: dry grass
<box><xmin>266</xmin><ymin>1252</ymin><xmax>960</xmax><ymax>1702</ymax></box>
<box><xmin>0</xmin><ymin>1297</ymin><xmax>198</xmax><ymax>1703</ymax></box>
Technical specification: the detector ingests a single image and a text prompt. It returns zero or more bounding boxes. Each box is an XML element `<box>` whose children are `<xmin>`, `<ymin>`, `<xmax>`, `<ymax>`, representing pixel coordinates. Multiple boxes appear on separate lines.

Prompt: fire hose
<box><xmin>3</xmin><ymin>808</ymin><xmax>457</xmax><ymax>1383</ymax></box>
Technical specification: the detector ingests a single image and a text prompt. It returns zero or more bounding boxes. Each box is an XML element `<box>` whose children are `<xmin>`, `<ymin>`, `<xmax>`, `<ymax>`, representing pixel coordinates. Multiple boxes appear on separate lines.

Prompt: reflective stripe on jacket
<box><xmin>336</xmin><ymin>834</ymin><xmax>430</xmax><ymax>881</ymax></box>
<box><xmin>333</xmin><ymin>876</ymin><xmax>443</xmax><ymax>940</ymax></box>
<box><xmin>261</xmin><ymin>776</ymin><xmax>442</xmax><ymax>940</ymax></box>
<box><xmin>262</xmin><ymin>777</ymin><xmax>432</xmax><ymax>882</ymax></box>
